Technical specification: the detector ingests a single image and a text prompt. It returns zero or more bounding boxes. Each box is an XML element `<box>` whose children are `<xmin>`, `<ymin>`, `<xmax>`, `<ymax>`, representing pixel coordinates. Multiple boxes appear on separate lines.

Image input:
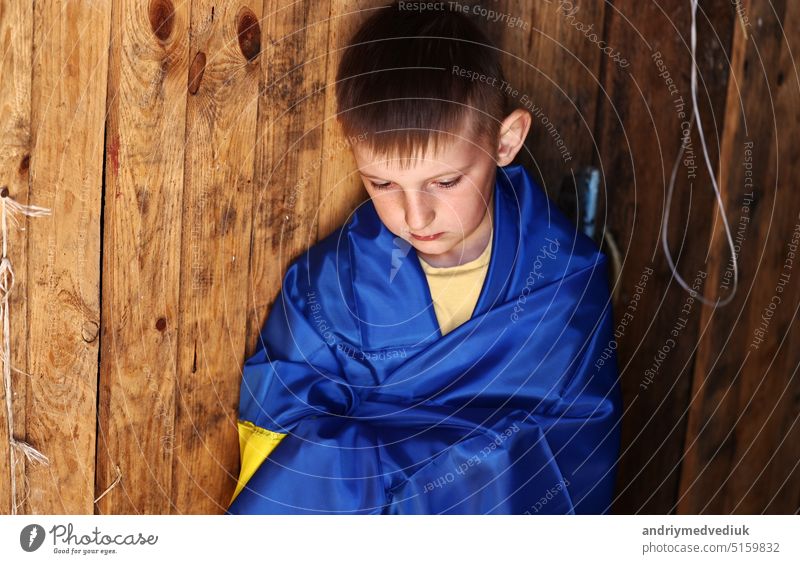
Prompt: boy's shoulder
<box><xmin>496</xmin><ymin>164</ymin><xmax>608</xmax><ymax>274</ymax></box>
<box><xmin>285</xmin><ymin>190</ymin><xmax>388</xmax><ymax>288</ymax></box>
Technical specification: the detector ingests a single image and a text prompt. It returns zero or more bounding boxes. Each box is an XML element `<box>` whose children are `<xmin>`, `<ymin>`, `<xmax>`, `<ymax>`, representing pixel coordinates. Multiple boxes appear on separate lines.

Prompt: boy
<box><xmin>227</xmin><ymin>1</ymin><xmax>621</xmax><ymax>514</ymax></box>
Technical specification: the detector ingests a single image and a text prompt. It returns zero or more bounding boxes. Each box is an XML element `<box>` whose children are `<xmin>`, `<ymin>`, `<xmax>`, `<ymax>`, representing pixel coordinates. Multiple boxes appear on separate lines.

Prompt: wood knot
<box><xmin>236</xmin><ymin>7</ymin><xmax>261</xmax><ymax>62</ymax></box>
<box><xmin>155</xmin><ymin>317</ymin><xmax>167</xmax><ymax>331</ymax></box>
<box><xmin>82</xmin><ymin>320</ymin><xmax>100</xmax><ymax>343</ymax></box>
<box><xmin>188</xmin><ymin>51</ymin><xmax>206</xmax><ymax>95</ymax></box>
<box><xmin>18</xmin><ymin>154</ymin><xmax>30</xmax><ymax>174</ymax></box>
<box><xmin>148</xmin><ymin>0</ymin><xmax>175</xmax><ymax>42</ymax></box>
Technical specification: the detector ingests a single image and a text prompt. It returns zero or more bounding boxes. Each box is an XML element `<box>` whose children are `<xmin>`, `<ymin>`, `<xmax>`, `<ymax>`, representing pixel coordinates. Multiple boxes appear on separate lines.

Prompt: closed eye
<box><xmin>369</xmin><ymin>180</ymin><xmax>393</xmax><ymax>190</ymax></box>
<box><xmin>368</xmin><ymin>176</ymin><xmax>462</xmax><ymax>190</ymax></box>
<box><xmin>435</xmin><ymin>176</ymin><xmax>462</xmax><ymax>189</ymax></box>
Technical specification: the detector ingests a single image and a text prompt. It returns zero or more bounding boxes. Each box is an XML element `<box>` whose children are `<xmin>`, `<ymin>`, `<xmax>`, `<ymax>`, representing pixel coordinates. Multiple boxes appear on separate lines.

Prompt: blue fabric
<box><xmin>227</xmin><ymin>164</ymin><xmax>622</xmax><ymax>514</ymax></box>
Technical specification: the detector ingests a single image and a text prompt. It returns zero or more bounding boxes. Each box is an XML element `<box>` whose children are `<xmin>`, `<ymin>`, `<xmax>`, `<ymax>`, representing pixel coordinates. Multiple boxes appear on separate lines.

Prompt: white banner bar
<box><xmin>1</xmin><ymin>515</ymin><xmax>797</xmax><ymax>563</ymax></box>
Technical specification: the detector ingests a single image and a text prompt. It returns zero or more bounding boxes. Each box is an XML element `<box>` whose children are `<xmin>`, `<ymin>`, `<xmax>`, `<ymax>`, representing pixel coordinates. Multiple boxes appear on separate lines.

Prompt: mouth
<box><xmin>411</xmin><ymin>232</ymin><xmax>443</xmax><ymax>241</ymax></box>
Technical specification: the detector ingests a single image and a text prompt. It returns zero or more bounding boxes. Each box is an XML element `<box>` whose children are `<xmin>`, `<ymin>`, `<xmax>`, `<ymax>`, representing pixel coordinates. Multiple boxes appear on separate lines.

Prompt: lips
<box><xmin>411</xmin><ymin>232</ymin><xmax>443</xmax><ymax>241</ymax></box>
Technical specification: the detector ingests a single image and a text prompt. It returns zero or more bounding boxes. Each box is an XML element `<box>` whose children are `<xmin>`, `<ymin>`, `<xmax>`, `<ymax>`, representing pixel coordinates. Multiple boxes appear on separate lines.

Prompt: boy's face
<box><xmin>352</xmin><ymin>135</ymin><xmax>496</xmax><ymax>269</ymax></box>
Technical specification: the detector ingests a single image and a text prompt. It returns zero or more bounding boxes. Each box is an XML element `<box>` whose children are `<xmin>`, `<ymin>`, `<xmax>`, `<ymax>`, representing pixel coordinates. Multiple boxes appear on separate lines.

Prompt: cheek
<box><xmin>448</xmin><ymin>190</ymin><xmax>490</xmax><ymax>227</ymax></box>
<box><xmin>371</xmin><ymin>193</ymin><xmax>404</xmax><ymax>226</ymax></box>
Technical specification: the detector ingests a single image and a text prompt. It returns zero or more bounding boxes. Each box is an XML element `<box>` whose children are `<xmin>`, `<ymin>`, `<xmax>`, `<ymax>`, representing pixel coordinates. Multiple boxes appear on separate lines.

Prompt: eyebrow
<box><xmin>359</xmin><ymin>164</ymin><xmax>471</xmax><ymax>183</ymax></box>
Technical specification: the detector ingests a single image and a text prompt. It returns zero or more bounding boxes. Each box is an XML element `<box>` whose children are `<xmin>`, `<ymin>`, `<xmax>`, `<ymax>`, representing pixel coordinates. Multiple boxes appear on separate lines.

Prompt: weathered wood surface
<box><xmin>0</xmin><ymin>0</ymin><xmax>34</xmax><ymax>515</ymax></box>
<box><xmin>487</xmin><ymin>1</ymin><xmax>608</xmax><ymax>199</ymax></box>
<box><xmin>0</xmin><ymin>0</ymin><xmax>797</xmax><ymax>514</ymax></box>
<box><xmin>592</xmin><ymin>0</ymin><xmax>737</xmax><ymax>513</ymax></box>
<box><xmin>678</xmin><ymin>0</ymin><xmax>800</xmax><ymax>514</ymax></box>
<box><xmin>24</xmin><ymin>0</ymin><xmax>110</xmax><ymax>513</ymax></box>
<box><xmin>97</xmin><ymin>0</ymin><xmax>191</xmax><ymax>515</ymax></box>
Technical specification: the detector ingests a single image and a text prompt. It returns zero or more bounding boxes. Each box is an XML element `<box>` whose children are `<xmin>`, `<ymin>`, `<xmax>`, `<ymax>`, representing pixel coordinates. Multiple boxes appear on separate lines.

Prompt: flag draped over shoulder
<box><xmin>227</xmin><ymin>164</ymin><xmax>622</xmax><ymax>514</ymax></box>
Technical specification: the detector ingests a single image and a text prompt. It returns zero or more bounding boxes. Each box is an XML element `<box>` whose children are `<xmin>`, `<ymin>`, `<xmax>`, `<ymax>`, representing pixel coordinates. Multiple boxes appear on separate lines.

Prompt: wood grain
<box><xmin>171</xmin><ymin>0</ymin><xmax>263</xmax><ymax>514</ymax></box>
<box><xmin>487</xmin><ymin>0</ymin><xmax>608</xmax><ymax>198</ymax></box>
<box><xmin>25</xmin><ymin>0</ymin><xmax>111</xmax><ymax>513</ymax></box>
<box><xmin>318</xmin><ymin>0</ymin><xmax>387</xmax><ymax>242</ymax></box>
<box><xmin>592</xmin><ymin>0</ymin><xmax>736</xmax><ymax>513</ymax></box>
<box><xmin>678</xmin><ymin>0</ymin><xmax>800</xmax><ymax>514</ymax></box>
<box><xmin>96</xmin><ymin>0</ymin><xmax>191</xmax><ymax>514</ymax></box>
<box><xmin>0</xmin><ymin>0</ymin><xmax>34</xmax><ymax>515</ymax></box>
<box><xmin>245</xmin><ymin>0</ymin><xmax>333</xmax><ymax>359</ymax></box>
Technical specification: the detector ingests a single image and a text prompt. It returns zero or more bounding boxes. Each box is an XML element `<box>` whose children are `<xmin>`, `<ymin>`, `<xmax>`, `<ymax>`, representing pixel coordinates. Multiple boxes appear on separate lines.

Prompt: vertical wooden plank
<box><xmin>592</xmin><ymin>0</ymin><xmax>736</xmax><ymax>513</ymax></box>
<box><xmin>245</xmin><ymin>0</ymin><xmax>332</xmax><ymax>358</ymax></box>
<box><xmin>0</xmin><ymin>0</ymin><xmax>33</xmax><ymax>515</ymax></box>
<box><xmin>487</xmin><ymin>0</ymin><xmax>607</xmax><ymax>196</ymax></box>
<box><xmin>318</xmin><ymin>0</ymin><xmax>386</xmax><ymax>241</ymax></box>
<box><xmin>96</xmin><ymin>0</ymin><xmax>191</xmax><ymax>514</ymax></box>
<box><xmin>25</xmin><ymin>0</ymin><xmax>111</xmax><ymax>513</ymax></box>
<box><xmin>171</xmin><ymin>0</ymin><xmax>263</xmax><ymax>513</ymax></box>
<box><xmin>678</xmin><ymin>0</ymin><xmax>800</xmax><ymax>513</ymax></box>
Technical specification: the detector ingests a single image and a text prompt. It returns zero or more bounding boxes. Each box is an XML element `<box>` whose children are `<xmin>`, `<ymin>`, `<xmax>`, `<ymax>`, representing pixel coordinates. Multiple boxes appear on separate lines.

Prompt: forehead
<box><xmin>352</xmin><ymin>133</ymin><xmax>491</xmax><ymax>179</ymax></box>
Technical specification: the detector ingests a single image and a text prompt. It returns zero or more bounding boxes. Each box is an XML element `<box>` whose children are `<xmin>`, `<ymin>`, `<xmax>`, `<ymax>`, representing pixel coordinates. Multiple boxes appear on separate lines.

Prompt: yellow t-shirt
<box><xmin>418</xmin><ymin>230</ymin><xmax>493</xmax><ymax>336</ymax></box>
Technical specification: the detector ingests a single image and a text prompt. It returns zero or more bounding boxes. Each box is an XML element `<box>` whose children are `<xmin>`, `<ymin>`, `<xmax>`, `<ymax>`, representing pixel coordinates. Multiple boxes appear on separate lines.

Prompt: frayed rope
<box><xmin>1</xmin><ymin>186</ymin><xmax>52</xmax><ymax>514</ymax></box>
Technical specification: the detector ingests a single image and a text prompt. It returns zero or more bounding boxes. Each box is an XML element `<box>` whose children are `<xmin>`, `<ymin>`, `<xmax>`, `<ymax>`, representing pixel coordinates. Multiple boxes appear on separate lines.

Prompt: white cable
<box><xmin>662</xmin><ymin>0</ymin><xmax>740</xmax><ymax>307</ymax></box>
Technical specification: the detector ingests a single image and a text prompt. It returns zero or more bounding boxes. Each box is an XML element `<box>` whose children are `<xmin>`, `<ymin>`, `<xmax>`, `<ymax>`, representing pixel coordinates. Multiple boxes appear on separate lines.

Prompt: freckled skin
<box><xmin>351</xmin><ymin>110</ymin><xmax>532</xmax><ymax>268</ymax></box>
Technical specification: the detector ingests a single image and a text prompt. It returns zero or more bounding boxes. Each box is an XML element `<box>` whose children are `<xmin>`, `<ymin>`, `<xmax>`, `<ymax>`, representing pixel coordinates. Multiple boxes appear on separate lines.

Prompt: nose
<box><xmin>403</xmin><ymin>189</ymin><xmax>435</xmax><ymax>232</ymax></box>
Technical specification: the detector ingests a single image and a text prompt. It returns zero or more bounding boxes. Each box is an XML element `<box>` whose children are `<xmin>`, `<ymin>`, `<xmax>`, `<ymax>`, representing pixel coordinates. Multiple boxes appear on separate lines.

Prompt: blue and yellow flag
<box><xmin>228</xmin><ymin>165</ymin><xmax>621</xmax><ymax>514</ymax></box>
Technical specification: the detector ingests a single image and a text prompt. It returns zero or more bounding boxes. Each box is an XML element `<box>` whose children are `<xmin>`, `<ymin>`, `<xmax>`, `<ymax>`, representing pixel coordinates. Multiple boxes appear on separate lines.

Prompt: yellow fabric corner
<box><xmin>230</xmin><ymin>420</ymin><xmax>287</xmax><ymax>505</ymax></box>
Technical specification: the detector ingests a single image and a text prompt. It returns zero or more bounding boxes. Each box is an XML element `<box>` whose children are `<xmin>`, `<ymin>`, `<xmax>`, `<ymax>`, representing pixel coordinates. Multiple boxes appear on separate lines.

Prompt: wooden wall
<box><xmin>0</xmin><ymin>0</ymin><xmax>797</xmax><ymax>514</ymax></box>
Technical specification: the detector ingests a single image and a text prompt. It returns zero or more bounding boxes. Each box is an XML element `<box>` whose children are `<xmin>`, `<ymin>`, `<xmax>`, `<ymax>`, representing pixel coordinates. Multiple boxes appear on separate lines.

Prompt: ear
<box><xmin>495</xmin><ymin>109</ymin><xmax>532</xmax><ymax>166</ymax></box>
